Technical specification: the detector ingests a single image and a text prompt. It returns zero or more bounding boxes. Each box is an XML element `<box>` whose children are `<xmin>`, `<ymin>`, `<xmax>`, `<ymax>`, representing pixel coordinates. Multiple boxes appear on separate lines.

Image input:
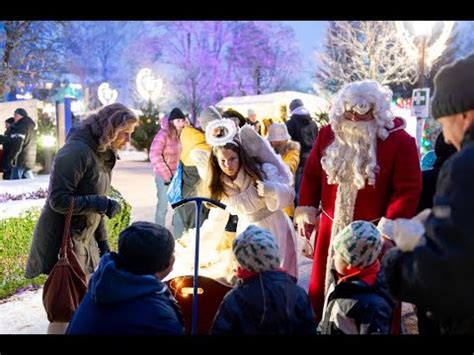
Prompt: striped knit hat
<box><xmin>333</xmin><ymin>220</ymin><xmax>382</xmax><ymax>268</ymax></box>
<box><xmin>232</xmin><ymin>225</ymin><xmax>281</xmax><ymax>273</ymax></box>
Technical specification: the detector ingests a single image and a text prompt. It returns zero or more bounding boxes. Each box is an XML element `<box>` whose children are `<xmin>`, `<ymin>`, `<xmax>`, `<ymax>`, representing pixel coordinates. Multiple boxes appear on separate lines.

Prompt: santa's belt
<box><xmin>246</xmin><ymin>208</ymin><xmax>277</xmax><ymax>223</ymax></box>
<box><xmin>321</xmin><ymin>208</ymin><xmax>381</xmax><ymax>224</ymax></box>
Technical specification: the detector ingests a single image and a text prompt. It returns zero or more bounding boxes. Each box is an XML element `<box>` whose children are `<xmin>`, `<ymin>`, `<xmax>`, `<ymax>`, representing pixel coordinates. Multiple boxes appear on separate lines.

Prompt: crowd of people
<box><xmin>5</xmin><ymin>53</ymin><xmax>474</xmax><ymax>335</ymax></box>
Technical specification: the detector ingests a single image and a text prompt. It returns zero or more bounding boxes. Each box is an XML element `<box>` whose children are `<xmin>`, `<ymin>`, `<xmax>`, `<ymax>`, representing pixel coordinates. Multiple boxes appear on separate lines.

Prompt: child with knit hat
<box><xmin>211</xmin><ymin>225</ymin><xmax>316</xmax><ymax>334</ymax></box>
<box><xmin>319</xmin><ymin>221</ymin><xmax>396</xmax><ymax>334</ymax></box>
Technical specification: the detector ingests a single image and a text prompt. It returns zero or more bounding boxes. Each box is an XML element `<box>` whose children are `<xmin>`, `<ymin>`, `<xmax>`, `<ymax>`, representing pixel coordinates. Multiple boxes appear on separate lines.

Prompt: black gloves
<box><xmin>105</xmin><ymin>198</ymin><xmax>121</xmax><ymax>219</ymax></box>
<box><xmin>97</xmin><ymin>240</ymin><xmax>110</xmax><ymax>257</ymax></box>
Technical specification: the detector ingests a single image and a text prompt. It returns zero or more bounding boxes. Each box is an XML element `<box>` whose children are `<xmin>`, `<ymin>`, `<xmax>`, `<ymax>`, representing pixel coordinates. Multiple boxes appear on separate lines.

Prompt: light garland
<box><xmin>395</xmin><ymin>21</ymin><xmax>455</xmax><ymax>75</ymax></box>
<box><xmin>97</xmin><ymin>82</ymin><xmax>118</xmax><ymax>106</ymax></box>
<box><xmin>136</xmin><ymin>68</ymin><xmax>163</xmax><ymax>102</ymax></box>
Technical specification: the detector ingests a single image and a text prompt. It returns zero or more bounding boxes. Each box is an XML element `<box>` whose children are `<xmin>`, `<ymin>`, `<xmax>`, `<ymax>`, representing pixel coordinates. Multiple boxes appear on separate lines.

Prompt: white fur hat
<box><xmin>267</xmin><ymin>123</ymin><xmax>291</xmax><ymax>142</ymax></box>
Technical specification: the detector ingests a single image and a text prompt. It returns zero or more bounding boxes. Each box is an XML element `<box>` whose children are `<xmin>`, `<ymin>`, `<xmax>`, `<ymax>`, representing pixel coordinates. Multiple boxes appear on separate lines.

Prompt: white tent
<box><xmin>216</xmin><ymin>91</ymin><xmax>330</xmax><ymax>122</ymax></box>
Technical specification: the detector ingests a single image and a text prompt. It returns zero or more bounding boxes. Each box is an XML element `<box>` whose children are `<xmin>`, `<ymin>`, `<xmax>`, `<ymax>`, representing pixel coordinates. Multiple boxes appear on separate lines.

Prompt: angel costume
<box><xmin>220</xmin><ymin>162</ymin><xmax>298</xmax><ymax>278</ymax></box>
<box><xmin>169</xmin><ymin>120</ymin><xmax>300</xmax><ymax>284</ymax></box>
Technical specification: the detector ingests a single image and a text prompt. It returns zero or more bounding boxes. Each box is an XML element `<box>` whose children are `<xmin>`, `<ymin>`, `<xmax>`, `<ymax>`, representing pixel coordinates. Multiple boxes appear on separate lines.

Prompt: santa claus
<box><xmin>294</xmin><ymin>80</ymin><xmax>422</xmax><ymax>324</ymax></box>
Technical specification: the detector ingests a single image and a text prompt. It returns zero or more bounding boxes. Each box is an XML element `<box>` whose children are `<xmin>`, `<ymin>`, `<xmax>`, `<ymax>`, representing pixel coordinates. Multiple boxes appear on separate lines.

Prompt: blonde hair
<box><xmin>82</xmin><ymin>103</ymin><xmax>138</xmax><ymax>152</ymax></box>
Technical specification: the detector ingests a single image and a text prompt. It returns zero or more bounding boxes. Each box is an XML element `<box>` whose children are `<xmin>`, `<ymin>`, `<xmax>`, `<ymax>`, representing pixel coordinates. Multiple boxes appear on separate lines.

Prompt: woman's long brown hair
<box><xmin>199</xmin><ymin>140</ymin><xmax>263</xmax><ymax>202</ymax></box>
<box><xmin>82</xmin><ymin>103</ymin><xmax>138</xmax><ymax>152</ymax></box>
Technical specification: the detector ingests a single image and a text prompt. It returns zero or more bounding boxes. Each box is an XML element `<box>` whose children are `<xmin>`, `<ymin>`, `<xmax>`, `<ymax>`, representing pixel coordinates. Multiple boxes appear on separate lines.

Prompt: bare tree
<box><xmin>154</xmin><ymin>21</ymin><xmax>234</xmax><ymax>121</ymax></box>
<box><xmin>456</xmin><ymin>21</ymin><xmax>474</xmax><ymax>59</ymax></box>
<box><xmin>315</xmin><ymin>21</ymin><xmax>418</xmax><ymax>93</ymax></box>
<box><xmin>153</xmin><ymin>21</ymin><xmax>303</xmax><ymax>120</ymax></box>
<box><xmin>227</xmin><ymin>21</ymin><xmax>301</xmax><ymax>95</ymax></box>
<box><xmin>0</xmin><ymin>21</ymin><xmax>67</xmax><ymax>98</ymax></box>
<box><xmin>63</xmin><ymin>21</ymin><xmax>156</xmax><ymax>108</ymax></box>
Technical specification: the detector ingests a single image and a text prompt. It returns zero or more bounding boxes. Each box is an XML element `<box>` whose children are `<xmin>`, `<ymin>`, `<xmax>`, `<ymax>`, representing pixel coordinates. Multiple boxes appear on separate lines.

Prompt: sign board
<box><xmin>411</xmin><ymin>88</ymin><xmax>430</xmax><ymax>118</ymax></box>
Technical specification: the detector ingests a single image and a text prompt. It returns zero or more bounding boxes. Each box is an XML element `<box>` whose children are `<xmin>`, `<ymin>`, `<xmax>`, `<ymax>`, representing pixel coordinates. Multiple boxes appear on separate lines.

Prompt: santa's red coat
<box><xmin>298</xmin><ymin>118</ymin><xmax>422</xmax><ymax>322</ymax></box>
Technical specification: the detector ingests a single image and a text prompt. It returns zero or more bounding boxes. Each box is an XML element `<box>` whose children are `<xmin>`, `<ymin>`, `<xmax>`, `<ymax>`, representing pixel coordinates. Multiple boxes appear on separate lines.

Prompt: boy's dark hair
<box><xmin>117</xmin><ymin>221</ymin><xmax>174</xmax><ymax>275</ymax></box>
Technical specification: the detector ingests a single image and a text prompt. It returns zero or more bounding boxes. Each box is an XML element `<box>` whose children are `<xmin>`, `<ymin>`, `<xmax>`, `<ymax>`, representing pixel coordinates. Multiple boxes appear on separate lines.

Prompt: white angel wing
<box><xmin>238</xmin><ymin>124</ymin><xmax>293</xmax><ymax>185</ymax></box>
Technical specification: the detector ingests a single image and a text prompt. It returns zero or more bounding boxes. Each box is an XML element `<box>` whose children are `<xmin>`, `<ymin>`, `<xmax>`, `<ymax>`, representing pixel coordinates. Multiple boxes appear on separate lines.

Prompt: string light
<box><xmin>395</xmin><ymin>21</ymin><xmax>455</xmax><ymax>75</ymax></box>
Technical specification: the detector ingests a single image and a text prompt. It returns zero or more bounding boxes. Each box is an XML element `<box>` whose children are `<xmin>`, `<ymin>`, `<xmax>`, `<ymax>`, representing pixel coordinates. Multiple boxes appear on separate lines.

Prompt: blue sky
<box><xmin>282</xmin><ymin>21</ymin><xmax>328</xmax><ymax>91</ymax></box>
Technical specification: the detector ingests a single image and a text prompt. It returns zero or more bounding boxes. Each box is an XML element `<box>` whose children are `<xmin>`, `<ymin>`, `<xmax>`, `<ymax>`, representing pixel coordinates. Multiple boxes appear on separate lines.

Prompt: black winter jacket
<box><xmin>6</xmin><ymin>115</ymin><xmax>37</xmax><ymax>170</ymax></box>
<box><xmin>285</xmin><ymin>114</ymin><xmax>318</xmax><ymax>169</ymax></box>
<box><xmin>211</xmin><ymin>270</ymin><xmax>316</xmax><ymax>334</ymax></box>
<box><xmin>319</xmin><ymin>269</ymin><xmax>395</xmax><ymax>334</ymax></box>
<box><xmin>25</xmin><ymin>125</ymin><xmax>116</xmax><ymax>278</ymax></box>
<box><xmin>383</xmin><ymin>124</ymin><xmax>474</xmax><ymax>334</ymax></box>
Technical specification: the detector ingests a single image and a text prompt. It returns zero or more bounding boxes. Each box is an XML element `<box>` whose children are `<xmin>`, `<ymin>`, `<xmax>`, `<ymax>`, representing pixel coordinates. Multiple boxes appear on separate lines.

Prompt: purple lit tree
<box><xmin>227</xmin><ymin>21</ymin><xmax>301</xmax><ymax>95</ymax></box>
<box><xmin>154</xmin><ymin>21</ymin><xmax>302</xmax><ymax>122</ymax></box>
<box><xmin>152</xmin><ymin>21</ymin><xmax>234</xmax><ymax>122</ymax></box>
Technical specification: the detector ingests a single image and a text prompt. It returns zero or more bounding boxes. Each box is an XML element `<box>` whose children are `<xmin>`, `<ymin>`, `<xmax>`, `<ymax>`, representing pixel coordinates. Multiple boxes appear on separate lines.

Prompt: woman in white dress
<box><xmin>200</xmin><ymin>119</ymin><xmax>298</xmax><ymax>279</ymax></box>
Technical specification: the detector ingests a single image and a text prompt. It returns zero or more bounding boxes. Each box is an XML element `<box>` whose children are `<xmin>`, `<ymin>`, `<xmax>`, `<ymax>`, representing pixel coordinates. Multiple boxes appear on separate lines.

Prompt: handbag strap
<box><xmin>59</xmin><ymin>197</ymin><xmax>74</xmax><ymax>260</ymax></box>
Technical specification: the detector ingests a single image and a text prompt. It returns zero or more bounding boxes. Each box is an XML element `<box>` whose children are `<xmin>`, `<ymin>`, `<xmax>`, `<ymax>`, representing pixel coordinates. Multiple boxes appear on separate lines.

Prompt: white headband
<box><xmin>205</xmin><ymin>118</ymin><xmax>239</xmax><ymax>147</ymax></box>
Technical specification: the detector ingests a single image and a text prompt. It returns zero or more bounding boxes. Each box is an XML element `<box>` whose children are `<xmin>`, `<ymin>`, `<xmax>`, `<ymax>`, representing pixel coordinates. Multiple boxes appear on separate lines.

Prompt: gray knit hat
<box><xmin>232</xmin><ymin>225</ymin><xmax>281</xmax><ymax>273</ymax></box>
<box><xmin>431</xmin><ymin>53</ymin><xmax>474</xmax><ymax>120</ymax></box>
<box><xmin>333</xmin><ymin>221</ymin><xmax>382</xmax><ymax>268</ymax></box>
<box><xmin>198</xmin><ymin>106</ymin><xmax>222</xmax><ymax>131</ymax></box>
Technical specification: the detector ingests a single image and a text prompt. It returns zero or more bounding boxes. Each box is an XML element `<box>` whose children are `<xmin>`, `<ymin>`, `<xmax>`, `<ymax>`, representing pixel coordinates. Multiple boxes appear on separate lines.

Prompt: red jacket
<box><xmin>298</xmin><ymin>117</ymin><xmax>421</xmax><ymax>322</ymax></box>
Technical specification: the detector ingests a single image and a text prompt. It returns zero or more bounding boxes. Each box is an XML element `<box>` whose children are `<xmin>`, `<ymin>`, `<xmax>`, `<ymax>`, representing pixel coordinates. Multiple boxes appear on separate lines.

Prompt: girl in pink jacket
<box><xmin>149</xmin><ymin>108</ymin><xmax>186</xmax><ymax>232</ymax></box>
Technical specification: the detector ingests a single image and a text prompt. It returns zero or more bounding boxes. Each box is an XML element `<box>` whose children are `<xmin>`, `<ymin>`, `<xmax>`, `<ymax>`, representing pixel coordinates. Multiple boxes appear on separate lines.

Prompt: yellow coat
<box><xmin>179</xmin><ymin>126</ymin><xmax>210</xmax><ymax>167</ymax></box>
<box><xmin>281</xmin><ymin>141</ymin><xmax>301</xmax><ymax>217</ymax></box>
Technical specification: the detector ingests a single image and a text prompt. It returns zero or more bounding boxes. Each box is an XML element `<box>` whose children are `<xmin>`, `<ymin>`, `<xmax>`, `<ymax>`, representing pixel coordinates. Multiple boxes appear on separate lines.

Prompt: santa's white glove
<box><xmin>378</xmin><ymin>217</ymin><xmax>425</xmax><ymax>252</ymax></box>
<box><xmin>256</xmin><ymin>180</ymin><xmax>276</xmax><ymax>197</ymax></box>
<box><xmin>413</xmin><ymin>208</ymin><xmax>431</xmax><ymax>224</ymax></box>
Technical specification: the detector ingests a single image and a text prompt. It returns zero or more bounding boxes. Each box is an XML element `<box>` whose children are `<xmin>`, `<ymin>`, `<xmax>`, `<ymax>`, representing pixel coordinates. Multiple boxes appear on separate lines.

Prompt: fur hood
<box><xmin>287</xmin><ymin>140</ymin><xmax>301</xmax><ymax>152</ymax></box>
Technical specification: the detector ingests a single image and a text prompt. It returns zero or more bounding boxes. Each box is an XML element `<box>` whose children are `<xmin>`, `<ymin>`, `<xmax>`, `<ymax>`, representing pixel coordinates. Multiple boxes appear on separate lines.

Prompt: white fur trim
<box><xmin>387</xmin><ymin>117</ymin><xmax>407</xmax><ymax>134</ymax></box>
<box><xmin>205</xmin><ymin>118</ymin><xmax>238</xmax><ymax>147</ymax></box>
<box><xmin>294</xmin><ymin>206</ymin><xmax>320</xmax><ymax>226</ymax></box>
<box><xmin>291</xmin><ymin>106</ymin><xmax>310</xmax><ymax>116</ymax></box>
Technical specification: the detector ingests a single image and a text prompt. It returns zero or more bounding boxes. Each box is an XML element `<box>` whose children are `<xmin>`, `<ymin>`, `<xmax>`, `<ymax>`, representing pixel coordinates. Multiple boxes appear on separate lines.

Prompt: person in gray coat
<box><xmin>25</xmin><ymin>103</ymin><xmax>138</xmax><ymax>334</ymax></box>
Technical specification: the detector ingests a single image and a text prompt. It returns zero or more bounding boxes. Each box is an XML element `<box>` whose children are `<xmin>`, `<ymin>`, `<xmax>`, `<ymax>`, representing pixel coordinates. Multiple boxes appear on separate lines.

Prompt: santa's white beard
<box><xmin>321</xmin><ymin>120</ymin><xmax>380</xmax><ymax>295</ymax></box>
<box><xmin>321</xmin><ymin>120</ymin><xmax>379</xmax><ymax>190</ymax></box>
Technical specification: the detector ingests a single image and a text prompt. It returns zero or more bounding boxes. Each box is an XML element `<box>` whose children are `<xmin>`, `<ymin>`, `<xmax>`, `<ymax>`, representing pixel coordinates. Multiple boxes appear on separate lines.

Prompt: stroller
<box><xmin>166</xmin><ymin>197</ymin><xmax>232</xmax><ymax>334</ymax></box>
